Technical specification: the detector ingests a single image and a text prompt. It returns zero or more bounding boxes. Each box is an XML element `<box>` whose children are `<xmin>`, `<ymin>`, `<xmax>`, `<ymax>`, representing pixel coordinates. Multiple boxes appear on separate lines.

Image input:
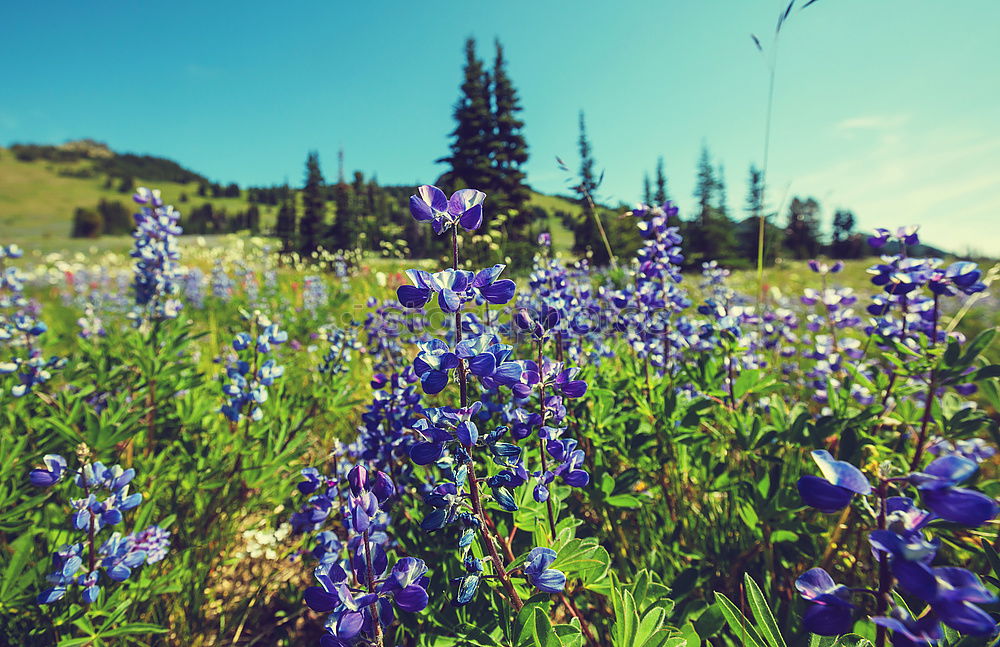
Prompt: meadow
<box><xmin>1</xmin><ymin>186</ymin><xmax>998</xmax><ymax>647</ymax></box>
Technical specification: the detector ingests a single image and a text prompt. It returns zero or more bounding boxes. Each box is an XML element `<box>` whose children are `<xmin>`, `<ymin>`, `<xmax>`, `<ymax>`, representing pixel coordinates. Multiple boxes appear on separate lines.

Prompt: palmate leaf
<box><xmin>608</xmin><ymin>572</ymin><xmax>677</xmax><ymax>647</ymax></box>
<box><xmin>550</xmin><ymin>528</ymin><xmax>611</xmax><ymax>591</ymax></box>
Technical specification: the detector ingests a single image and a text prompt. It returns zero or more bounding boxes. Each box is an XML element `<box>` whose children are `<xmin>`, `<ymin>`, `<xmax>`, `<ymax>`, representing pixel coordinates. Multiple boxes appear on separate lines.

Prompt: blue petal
<box><xmin>922</xmin><ymin>455</ymin><xmax>978</xmax><ymax>485</ymax></box>
<box><xmin>480</xmin><ymin>279</ymin><xmax>516</xmax><ymax>305</ymax></box>
<box><xmin>397</xmin><ymin>285</ymin><xmax>431</xmax><ymax>309</ymax></box>
<box><xmin>798</xmin><ymin>475</ymin><xmax>855</xmax><ymax>513</ymax></box>
<box><xmin>453</xmin><ymin>573</ymin><xmax>480</xmax><ymax>606</ymax></box>
<box><xmin>532</xmin><ymin>568</ymin><xmax>566</xmax><ymax>593</ymax></box>
<box><xmin>438</xmin><ymin>289</ymin><xmax>462</xmax><ymax>313</ymax></box>
<box><xmin>420</xmin><ymin>370</ymin><xmax>449</xmax><ymax>395</ymax></box>
<box><xmin>803</xmin><ymin>603</ymin><xmax>854</xmax><ymax>636</ymax></box>
<box><xmin>395</xmin><ymin>584</ymin><xmax>429</xmax><ymax>612</ymax></box>
<box><xmin>812</xmin><ymin>450</ymin><xmax>871</xmax><ymax>495</ymax></box>
<box><xmin>931</xmin><ymin>599</ymin><xmax>997</xmax><ymax>636</ymax></box>
<box><xmin>420</xmin><ymin>508</ymin><xmax>447</xmax><ymax>532</ymax></box>
<box><xmin>922</xmin><ymin>487</ymin><xmax>998</xmax><ymax>526</ymax></box>
<box><xmin>458</xmin><ymin>204</ymin><xmax>483</xmax><ymax>231</ymax></box>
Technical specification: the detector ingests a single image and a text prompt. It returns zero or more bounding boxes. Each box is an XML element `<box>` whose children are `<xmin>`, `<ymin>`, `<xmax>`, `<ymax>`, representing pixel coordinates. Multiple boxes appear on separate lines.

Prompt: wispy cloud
<box><xmin>835</xmin><ymin>114</ymin><xmax>909</xmax><ymax>132</ymax></box>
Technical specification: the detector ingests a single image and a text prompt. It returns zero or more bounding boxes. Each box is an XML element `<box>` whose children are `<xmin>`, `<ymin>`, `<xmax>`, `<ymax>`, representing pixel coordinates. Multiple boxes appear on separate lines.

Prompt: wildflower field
<box><xmin>0</xmin><ymin>184</ymin><xmax>998</xmax><ymax>647</ymax></box>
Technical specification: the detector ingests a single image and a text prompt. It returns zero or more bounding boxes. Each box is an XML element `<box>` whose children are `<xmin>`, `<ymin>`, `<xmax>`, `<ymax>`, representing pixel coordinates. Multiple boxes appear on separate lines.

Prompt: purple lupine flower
<box><xmin>872</xmin><ymin>607</ymin><xmax>942</xmax><ymax>647</ymax></box>
<box><xmin>924</xmin><ymin>567</ymin><xmax>997</xmax><ymax>635</ymax></box>
<box><xmin>908</xmin><ymin>455</ymin><xmax>999</xmax><ymax>526</ymax></box>
<box><xmin>412</xmin><ymin>339</ymin><xmax>460</xmax><ymax>394</ymax></box>
<box><xmin>129</xmin><ymin>187</ymin><xmax>183</xmax><ymax>320</ymax></box>
<box><xmin>795</xmin><ymin>567</ymin><xmax>855</xmax><ymax>635</ymax></box>
<box><xmin>129</xmin><ymin>525</ymin><xmax>171</xmax><ymax>564</ymax></box>
<box><xmin>523</xmin><ymin>547</ymin><xmax>566</xmax><ymax>593</ymax></box>
<box><xmin>797</xmin><ymin>450</ymin><xmax>871</xmax><ymax>513</ymax></box>
<box><xmin>469</xmin><ymin>264</ymin><xmax>516</xmax><ymax>306</ymax></box>
<box><xmin>409</xmin><ymin>185</ymin><xmax>485</xmax><ymax>235</ymax></box>
<box><xmin>926</xmin><ymin>437</ymin><xmax>996</xmax><ymax>463</ymax></box>
<box><xmin>29</xmin><ymin>454</ymin><xmax>67</xmax><ymax>488</ymax></box>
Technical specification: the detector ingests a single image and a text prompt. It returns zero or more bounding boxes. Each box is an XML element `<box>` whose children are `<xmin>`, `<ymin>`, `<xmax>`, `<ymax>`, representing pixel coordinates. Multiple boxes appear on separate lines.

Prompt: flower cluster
<box><xmin>315</xmin><ymin>324</ymin><xmax>362</xmax><ymax>377</ymax></box>
<box><xmin>129</xmin><ymin>187</ymin><xmax>183</xmax><ymax>321</ymax></box>
<box><xmin>221</xmin><ymin>312</ymin><xmax>288</xmax><ymax>423</ymax></box>
<box><xmin>299</xmin><ymin>465</ymin><xmax>430</xmax><ymax>646</ymax></box>
<box><xmin>0</xmin><ymin>244</ymin><xmax>65</xmax><ymax>397</ymax></box>
<box><xmin>397</xmin><ymin>184</ymin><xmax>579</xmax><ymax>612</ymax></box>
<box><xmin>29</xmin><ymin>453</ymin><xmax>169</xmax><ymax>605</ymax></box>
<box><xmin>608</xmin><ymin>202</ymin><xmax>691</xmax><ymax>369</ymax></box>
<box><xmin>303</xmin><ymin>274</ymin><xmax>330</xmax><ymax>315</ymax></box>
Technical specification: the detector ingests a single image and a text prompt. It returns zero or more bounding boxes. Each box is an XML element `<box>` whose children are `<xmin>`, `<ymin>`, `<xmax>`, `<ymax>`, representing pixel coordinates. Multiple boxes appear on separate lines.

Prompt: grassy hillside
<box><xmin>0</xmin><ymin>146</ymin><xmax>270</xmax><ymax>244</ymax></box>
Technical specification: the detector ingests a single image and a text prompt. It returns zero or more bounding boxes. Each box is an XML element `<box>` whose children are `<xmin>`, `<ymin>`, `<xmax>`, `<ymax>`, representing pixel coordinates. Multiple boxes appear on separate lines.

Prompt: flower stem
<box><xmin>874</xmin><ymin>481</ymin><xmax>892</xmax><ymax>647</ymax></box>
<box><xmin>451</xmin><ymin>227</ymin><xmax>523</xmax><ymax>612</ymax></box>
<box><xmin>909</xmin><ymin>370</ymin><xmax>937</xmax><ymax>471</ymax></box>
<box><xmin>362</xmin><ymin>530</ymin><xmax>384</xmax><ymax>647</ymax></box>
<box><xmin>537</xmin><ymin>340</ymin><xmax>557</xmax><ymax>539</ymax></box>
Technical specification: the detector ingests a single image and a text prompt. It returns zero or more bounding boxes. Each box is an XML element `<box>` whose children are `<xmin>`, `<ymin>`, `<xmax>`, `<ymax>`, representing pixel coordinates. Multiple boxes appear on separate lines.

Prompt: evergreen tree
<box><xmin>642</xmin><ymin>173</ymin><xmax>652</xmax><ymax>205</ymax></box>
<box><xmin>571</xmin><ymin>112</ymin><xmax>614</xmax><ymax>264</ymax></box>
<box><xmin>715</xmin><ymin>163</ymin><xmax>728</xmax><ymax>216</ymax></box>
<box><xmin>275</xmin><ymin>192</ymin><xmax>297</xmax><ymax>253</ymax></box>
<box><xmin>97</xmin><ymin>199</ymin><xmax>132</xmax><ymax>235</ymax></box>
<box><xmin>653</xmin><ymin>156</ymin><xmax>669</xmax><ymax>204</ymax></box>
<box><xmin>694</xmin><ymin>145</ymin><xmax>715</xmax><ymax>223</ymax></box>
<box><xmin>490</xmin><ymin>39</ymin><xmax>530</xmax><ymax>234</ymax></box>
<box><xmin>246</xmin><ymin>205</ymin><xmax>260</xmax><ymax>233</ymax></box>
<box><xmin>300</xmin><ymin>151</ymin><xmax>326</xmax><ymax>256</ymax></box>
<box><xmin>785</xmin><ymin>196</ymin><xmax>822</xmax><ymax>259</ymax></box>
<box><xmin>831</xmin><ymin>209</ymin><xmax>861</xmax><ymax>258</ymax></box>
<box><xmin>437</xmin><ymin>38</ymin><xmax>494</xmax><ymax>192</ymax></box>
<box><xmin>71</xmin><ymin>207</ymin><xmax>103</xmax><ymax>238</ymax></box>
<box><xmin>577</xmin><ymin>111</ymin><xmax>598</xmax><ymax>199</ymax></box>
<box><xmin>687</xmin><ymin>145</ymin><xmax>736</xmax><ymax>263</ymax></box>
<box><xmin>328</xmin><ymin>178</ymin><xmax>353</xmax><ymax>251</ymax></box>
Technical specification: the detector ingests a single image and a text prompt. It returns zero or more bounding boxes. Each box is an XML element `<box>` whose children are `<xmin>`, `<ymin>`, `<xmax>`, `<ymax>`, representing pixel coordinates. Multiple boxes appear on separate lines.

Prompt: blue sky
<box><xmin>3</xmin><ymin>0</ymin><xmax>999</xmax><ymax>255</ymax></box>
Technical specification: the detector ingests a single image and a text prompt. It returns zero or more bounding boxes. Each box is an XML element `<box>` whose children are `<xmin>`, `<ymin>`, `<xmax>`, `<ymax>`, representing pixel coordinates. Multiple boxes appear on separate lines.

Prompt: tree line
<box><xmin>71</xmin><ymin>199</ymin><xmax>262</xmax><ymax>239</ymax></box>
<box><xmin>571</xmin><ymin>119</ymin><xmax>884</xmax><ymax>268</ymax></box>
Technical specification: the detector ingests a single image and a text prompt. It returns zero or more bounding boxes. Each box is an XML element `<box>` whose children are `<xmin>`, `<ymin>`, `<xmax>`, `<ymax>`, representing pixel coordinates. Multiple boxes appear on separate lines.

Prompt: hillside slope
<box><xmin>0</xmin><ymin>146</ymin><xmax>265</xmax><ymax>242</ymax></box>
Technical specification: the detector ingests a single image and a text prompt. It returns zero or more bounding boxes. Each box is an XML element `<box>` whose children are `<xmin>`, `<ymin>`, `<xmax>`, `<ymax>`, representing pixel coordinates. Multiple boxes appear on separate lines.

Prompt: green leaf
<box><xmin>0</xmin><ymin>530</ymin><xmax>39</xmax><ymax>602</ymax></box>
<box><xmin>744</xmin><ymin>575</ymin><xmax>787</xmax><ymax>647</ymax></box>
<box><xmin>635</xmin><ymin>606</ymin><xmax>668</xmax><ymax>646</ymax></box>
<box><xmin>981</xmin><ymin>539</ymin><xmax>1000</xmax><ymax>580</ymax></box>
<box><xmin>808</xmin><ymin>634</ymin><xmax>839</xmax><ymax>647</ymax></box>
<box><xmin>532</xmin><ymin>607</ymin><xmax>559</xmax><ymax>647</ymax></box>
<box><xmin>714</xmin><ymin>592</ymin><xmax>766</xmax><ymax>647</ymax></box>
